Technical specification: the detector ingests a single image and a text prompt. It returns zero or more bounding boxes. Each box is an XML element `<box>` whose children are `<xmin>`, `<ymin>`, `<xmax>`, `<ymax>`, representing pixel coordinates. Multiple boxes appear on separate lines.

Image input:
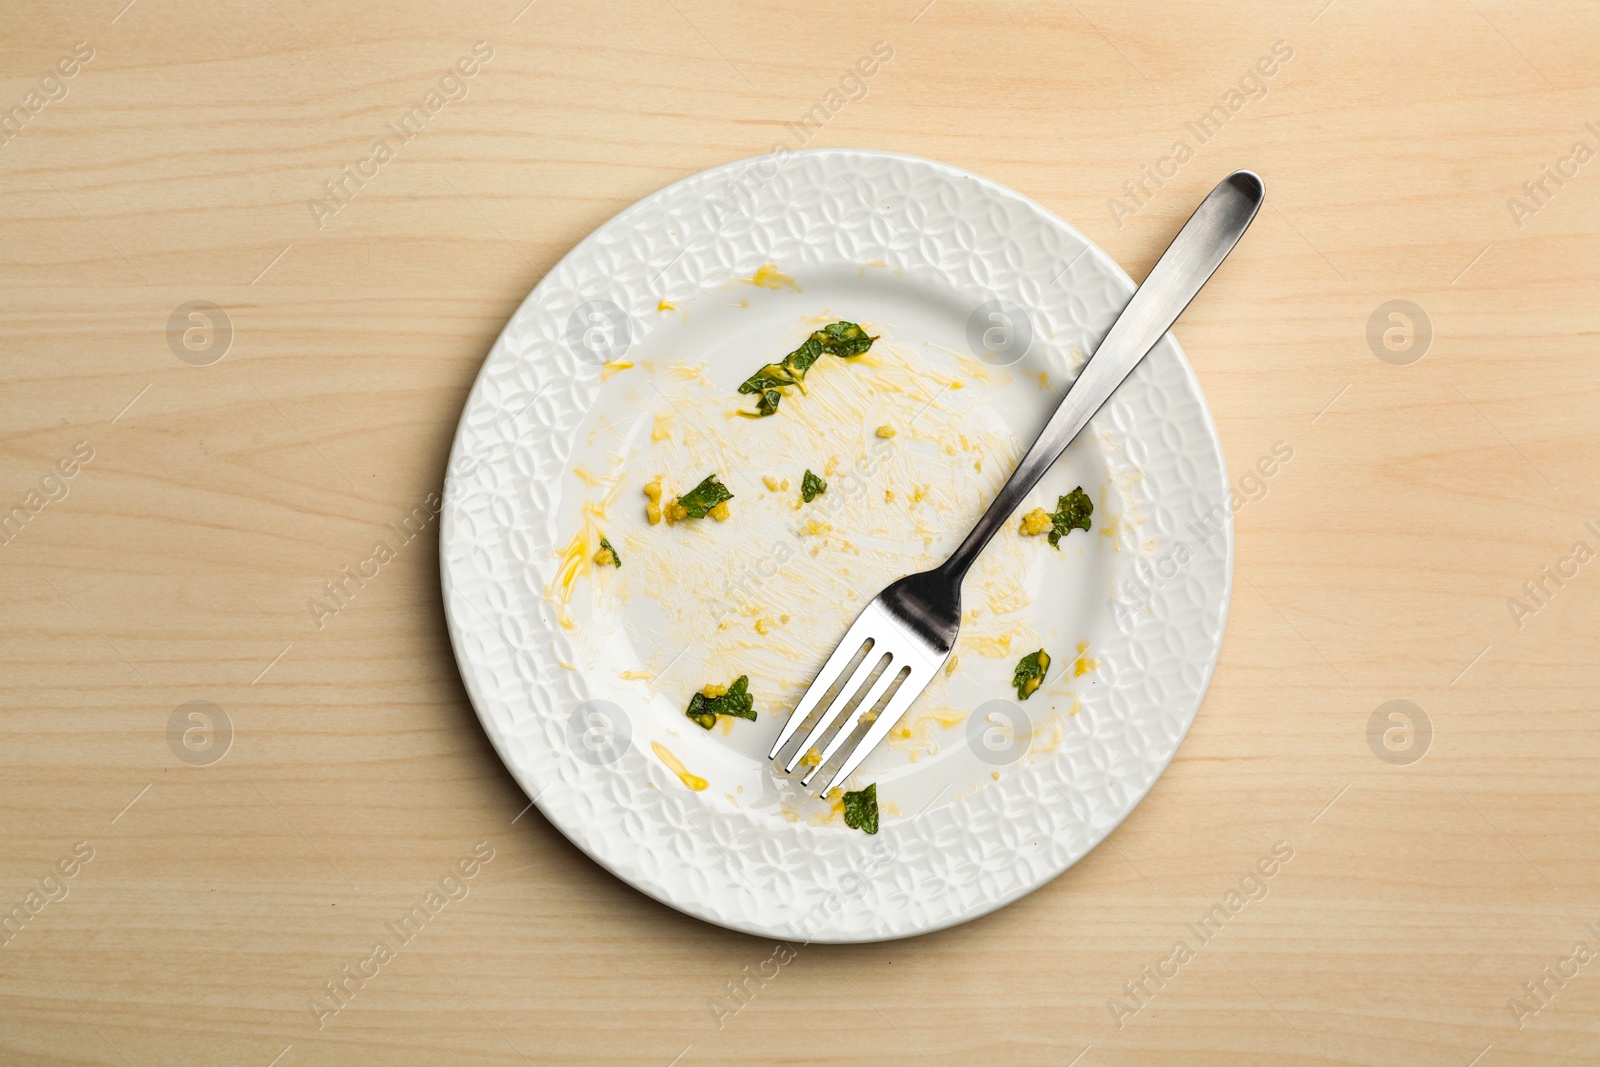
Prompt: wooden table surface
<box><xmin>5</xmin><ymin>0</ymin><xmax>1599</xmax><ymax>1063</ymax></box>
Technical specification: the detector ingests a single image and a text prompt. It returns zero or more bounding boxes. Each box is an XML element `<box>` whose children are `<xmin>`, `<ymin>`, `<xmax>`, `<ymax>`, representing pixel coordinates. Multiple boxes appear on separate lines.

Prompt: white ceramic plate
<box><xmin>441</xmin><ymin>149</ymin><xmax>1232</xmax><ymax>942</ymax></box>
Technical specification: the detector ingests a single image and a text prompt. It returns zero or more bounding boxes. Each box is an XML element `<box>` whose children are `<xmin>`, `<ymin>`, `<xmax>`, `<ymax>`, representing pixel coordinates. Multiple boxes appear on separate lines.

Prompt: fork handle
<box><xmin>939</xmin><ymin>170</ymin><xmax>1265</xmax><ymax>582</ymax></box>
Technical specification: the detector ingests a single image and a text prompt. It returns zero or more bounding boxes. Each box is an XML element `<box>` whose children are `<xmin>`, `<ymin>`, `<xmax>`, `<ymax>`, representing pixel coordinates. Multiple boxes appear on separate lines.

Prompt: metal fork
<box><xmin>769</xmin><ymin>171</ymin><xmax>1265</xmax><ymax>796</ymax></box>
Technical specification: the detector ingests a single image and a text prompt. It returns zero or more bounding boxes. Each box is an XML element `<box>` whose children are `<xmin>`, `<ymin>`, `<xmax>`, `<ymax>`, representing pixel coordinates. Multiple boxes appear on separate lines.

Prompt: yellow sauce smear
<box><xmin>1031</xmin><ymin>717</ymin><xmax>1065</xmax><ymax>754</ymax></box>
<box><xmin>808</xmin><ymin>788</ymin><xmax>847</xmax><ymax>827</ymax></box>
<box><xmin>549</xmin><ymin>530</ymin><xmax>590</xmax><ymax>629</ymax></box>
<box><xmin>1074</xmin><ymin>642</ymin><xmax>1099</xmax><ymax>677</ymax></box>
<box><xmin>651</xmin><ymin>741</ymin><xmax>707</xmax><ymax>791</ymax></box>
<box><xmin>969</xmin><ymin>633</ymin><xmax>1014</xmax><ymax>658</ymax></box>
<box><xmin>546</xmin><ymin>480</ymin><xmax>627</xmax><ymax>629</ymax></box>
<box><xmin>601</xmin><ymin>359</ymin><xmax>634</xmax><ymax>380</ymax></box>
<box><xmin>745</xmin><ymin>262</ymin><xmax>800</xmax><ymax>291</ymax></box>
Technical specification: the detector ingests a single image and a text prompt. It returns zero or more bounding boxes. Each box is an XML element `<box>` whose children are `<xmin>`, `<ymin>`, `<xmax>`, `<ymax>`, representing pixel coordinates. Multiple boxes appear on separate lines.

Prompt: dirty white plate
<box><xmin>440</xmin><ymin>149</ymin><xmax>1232</xmax><ymax>942</ymax></box>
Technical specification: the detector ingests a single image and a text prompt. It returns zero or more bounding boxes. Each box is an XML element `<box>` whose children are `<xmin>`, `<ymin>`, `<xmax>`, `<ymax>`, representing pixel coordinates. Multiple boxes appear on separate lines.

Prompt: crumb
<box><xmin>593</xmin><ymin>545</ymin><xmax>616</xmax><ymax>567</ymax></box>
<box><xmin>876</xmin><ymin>425</ymin><xmax>896</xmax><ymax>438</ymax></box>
<box><xmin>644</xmin><ymin>479</ymin><xmax>663</xmax><ymax>524</ymax></box>
<box><xmin>944</xmin><ymin>653</ymin><xmax>959</xmax><ymax>677</ymax></box>
<box><xmin>762</xmin><ymin>475</ymin><xmax>789</xmax><ymax>492</ymax></box>
<box><xmin>1020</xmin><ymin>508</ymin><xmax>1051</xmax><ymax>536</ymax></box>
<box><xmin>755</xmin><ymin>618</ymin><xmax>775</xmax><ymax>634</ymax></box>
<box><xmin>701</xmin><ymin>682</ymin><xmax>729</xmax><ymax>699</ymax></box>
<box><xmin>708</xmin><ymin>500</ymin><xmax>731</xmax><ymax>522</ymax></box>
<box><xmin>801</xmin><ymin>748</ymin><xmax>822</xmax><ymax>767</ymax></box>
<box><xmin>885</xmin><ymin>489</ymin><xmax>895</xmax><ymax>502</ymax></box>
<box><xmin>657</xmin><ymin>299</ymin><xmax>676</xmax><ymax>311</ymax></box>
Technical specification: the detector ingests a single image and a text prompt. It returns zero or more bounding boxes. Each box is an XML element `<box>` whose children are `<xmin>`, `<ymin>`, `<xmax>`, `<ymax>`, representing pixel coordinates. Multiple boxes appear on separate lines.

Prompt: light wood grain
<box><xmin>4</xmin><ymin>0</ymin><xmax>1599</xmax><ymax>1063</ymax></box>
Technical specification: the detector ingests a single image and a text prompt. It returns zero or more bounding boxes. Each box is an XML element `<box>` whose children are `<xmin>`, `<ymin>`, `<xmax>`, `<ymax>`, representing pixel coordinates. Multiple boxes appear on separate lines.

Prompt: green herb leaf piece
<box><xmin>801</xmin><ymin>469</ymin><xmax>827</xmax><ymax>503</ymax></box>
<box><xmin>755</xmin><ymin>388</ymin><xmax>783</xmax><ymax>417</ymax></box>
<box><xmin>684</xmin><ymin>675</ymin><xmax>756</xmax><ymax>729</ymax></box>
<box><xmin>1012</xmin><ymin>648</ymin><xmax>1050</xmax><ymax>701</ymax></box>
<box><xmin>1046</xmin><ymin>487</ymin><xmax>1093</xmax><ymax>547</ymax></box>
<box><xmin>842</xmin><ymin>782</ymin><xmax>879</xmax><ymax>835</ymax></box>
<box><xmin>782</xmin><ymin>337</ymin><xmax>825</xmax><ymax>381</ymax></box>
<box><xmin>738</xmin><ymin>364</ymin><xmax>794</xmax><ymax>395</ymax></box>
<box><xmin>597</xmin><ymin>535</ymin><xmax>621</xmax><ymax>568</ymax></box>
<box><xmin>738</xmin><ymin>321</ymin><xmax>878</xmax><ymax>417</ymax></box>
<box><xmin>818</xmin><ymin>321</ymin><xmax>875</xmax><ymax>358</ymax></box>
<box><xmin>676</xmin><ymin>474</ymin><xmax>734</xmax><ymax>518</ymax></box>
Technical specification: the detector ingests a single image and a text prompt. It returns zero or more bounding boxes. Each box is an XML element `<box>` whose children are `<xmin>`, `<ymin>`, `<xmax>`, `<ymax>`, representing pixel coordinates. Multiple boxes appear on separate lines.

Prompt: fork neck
<box><xmin>938</xmin><ymin>422</ymin><xmax>1065</xmax><ymax>585</ymax></box>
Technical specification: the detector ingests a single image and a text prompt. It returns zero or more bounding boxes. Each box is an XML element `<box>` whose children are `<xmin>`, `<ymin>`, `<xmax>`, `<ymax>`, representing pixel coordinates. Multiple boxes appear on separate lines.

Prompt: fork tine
<box><xmin>819</xmin><ymin>660</ymin><xmax>937</xmax><ymax>796</ymax></box>
<box><xmin>783</xmin><ymin>645</ymin><xmax>888</xmax><ymax>773</ymax></box>
<box><xmin>767</xmin><ymin>606</ymin><xmax>881</xmax><ymax>761</ymax></box>
<box><xmin>801</xmin><ymin>658</ymin><xmax>907</xmax><ymax>786</ymax></box>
